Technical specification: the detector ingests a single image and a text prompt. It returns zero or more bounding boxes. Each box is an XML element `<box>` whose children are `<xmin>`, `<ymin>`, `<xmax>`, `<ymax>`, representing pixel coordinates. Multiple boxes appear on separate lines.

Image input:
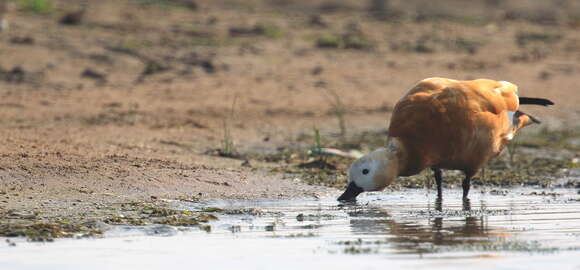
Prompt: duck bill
<box><xmin>337</xmin><ymin>182</ymin><xmax>364</xmax><ymax>201</ymax></box>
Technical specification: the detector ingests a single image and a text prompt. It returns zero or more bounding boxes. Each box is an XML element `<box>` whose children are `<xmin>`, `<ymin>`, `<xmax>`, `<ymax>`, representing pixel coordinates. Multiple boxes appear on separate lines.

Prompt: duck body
<box><xmin>338</xmin><ymin>77</ymin><xmax>553</xmax><ymax>201</ymax></box>
<box><xmin>391</xmin><ymin>77</ymin><xmax>527</xmax><ymax>177</ymax></box>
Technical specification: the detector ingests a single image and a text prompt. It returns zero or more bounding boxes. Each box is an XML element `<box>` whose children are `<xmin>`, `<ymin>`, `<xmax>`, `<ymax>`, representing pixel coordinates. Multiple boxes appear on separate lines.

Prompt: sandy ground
<box><xmin>0</xmin><ymin>0</ymin><xmax>579</xmax><ymax>219</ymax></box>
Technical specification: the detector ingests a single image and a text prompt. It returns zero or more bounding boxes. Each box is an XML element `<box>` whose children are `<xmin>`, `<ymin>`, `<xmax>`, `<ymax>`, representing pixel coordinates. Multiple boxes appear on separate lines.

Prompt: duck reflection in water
<box><xmin>340</xmin><ymin>199</ymin><xmax>510</xmax><ymax>254</ymax></box>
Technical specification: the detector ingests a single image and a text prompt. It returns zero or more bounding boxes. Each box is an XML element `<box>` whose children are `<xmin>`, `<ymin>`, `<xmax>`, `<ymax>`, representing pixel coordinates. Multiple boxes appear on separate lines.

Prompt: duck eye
<box><xmin>362</xmin><ymin>169</ymin><xmax>370</xmax><ymax>175</ymax></box>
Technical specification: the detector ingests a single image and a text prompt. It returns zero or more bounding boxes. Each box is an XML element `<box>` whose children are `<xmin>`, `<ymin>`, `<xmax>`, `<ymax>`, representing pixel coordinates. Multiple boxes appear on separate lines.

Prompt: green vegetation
<box><xmin>142</xmin><ymin>61</ymin><xmax>169</xmax><ymax>76</ymax></box>
<box><xmin>18</xmin><ymin>0</ymin><xmax>53</xmax><ymax>14</ymax></box>
<box><xmin>506</xmin><ymin>137</ymin><xmax>520</xmax><ymax>167</ymax></box>
<box><xmin>448</xmin><ymin>16</ymin><xmax>491</xmax><ymax>26</ymax></box>
<box><xmin>307</xmin><ymin>127</ymin><xmax>324</xmax><ymax>156</ymax></box>
<box><xmin>314</xmin><ymin>127</ymin><xmax>323</xmax><ymax>150</ymax></box>
<box><xmin>323</xmin><ymin>88</ymin><xmax>347</xmax><ymax>137</ymax></box>
<box><xmin>342</xmin><ymin>33</ymin><xmax>373</xmax><ymax>49</ymax></box>
<box><xmin>317</xmin><ymin>34</ymin><xmax>342</xmax><ymax>48</ymax></box>
<box><xmin>220</xmin><ymin>96</ymin><xmax>238</xmax><ymax>157</ymax></box>
<box><xmin>221</xmin><ymin>123</ymin><xmax>235</xmax><ymax>157</ymax></box>
<box><xmin>189</xmin><ymin>36</ymin><xmax>224</xmax><ymax>47</ymax></box>
<box><xmin>0</xmin><ymin>202</ymin><xmax>219</xmax><ymax>241</ymax></box>
<box><xmin>135</xmin><ymin>0</ymin><xmax>197</xmax><ymax>10</ymax></box>
<box><xmin>255</xmin><ymin>22</ymin><xmax>284</xmax><ymax>39</ymax></box>
<box><xmin>260</xmin><ymin>127</ymin><xmax>577</xmax><ymax>190</ymax></box>
<box><xmin>107</xmin><ymin>39</ymin><xmax>153</xmax><ymax>56</ymax></box>
<box><xmin>516</xmin><ymin>32</ymin><xmax>562</xmax><ymax>47</ymax></box>
<box><xmin>316</xmin><ymin>33</ymin><xmax>373</xmax><ymax>50</ymax></box>
<box><xmin>105</xmin><ymin>203</ymin><xmax>218</xmax><ymax>227</ymax></box>
<box><xmin>519</xmin><ymin>127</ymin><xmax>580</xmax><ymax>151</ymax></box>
<box><xmin>451</xmin><ymin>37</ymin><xmax>484</xmax><ymax>54</ymax></box>
<box><xmin>392</xmin><ymin>36</ymin><xmax>484</xmax><ymax>54</ymax></box>
<box><xmin>229</xmin><ymin>22</ymin><xmax>284</xmax><ymax>39</ymax></box>
<box><xmin>0</xmin><ymin>222</ymin><xmax>101</xmax><ymax>242</ymax></box>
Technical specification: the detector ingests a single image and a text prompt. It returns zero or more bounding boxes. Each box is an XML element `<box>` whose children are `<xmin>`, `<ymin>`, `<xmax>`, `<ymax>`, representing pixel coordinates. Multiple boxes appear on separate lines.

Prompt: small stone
<box><xmin>296</xmin><ymin>213</ymin><xmax>304</xmax><ymax>222</ymax></box>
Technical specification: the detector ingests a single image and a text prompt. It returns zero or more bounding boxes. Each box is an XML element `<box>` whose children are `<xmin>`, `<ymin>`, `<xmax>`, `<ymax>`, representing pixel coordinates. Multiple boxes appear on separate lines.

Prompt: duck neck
<box><xmin>374</xmin><ymin>137</ymin><xmax>407</xmax><ymax>189</ymax></box>
<box><xmin>388</xmin><ymin>137</ymin><xmax>408</xmax><ymax>173</ymax></box>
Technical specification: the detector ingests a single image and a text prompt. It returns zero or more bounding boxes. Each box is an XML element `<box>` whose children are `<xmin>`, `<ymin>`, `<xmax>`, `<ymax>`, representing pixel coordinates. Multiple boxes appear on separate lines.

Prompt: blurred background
<box><xmin>0</xmin><ymin>0</ymin><xmax>578</xmax><ymax>167</ymax></box>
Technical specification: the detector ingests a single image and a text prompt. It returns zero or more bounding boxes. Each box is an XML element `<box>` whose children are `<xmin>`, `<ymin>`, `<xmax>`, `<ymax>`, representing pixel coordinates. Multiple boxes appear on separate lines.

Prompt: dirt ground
<box><xmin>0</xmin><ymin>0</ymin><xmax>579</xmax><ymax>234</ymax></box>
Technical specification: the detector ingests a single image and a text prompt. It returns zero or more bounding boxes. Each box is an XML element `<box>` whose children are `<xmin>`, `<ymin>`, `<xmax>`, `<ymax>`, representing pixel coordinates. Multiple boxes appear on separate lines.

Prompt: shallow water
<box><xmin>2</xmin><ymin>188</ymin><xmax>580</xmax><ymax>270</ymax></box>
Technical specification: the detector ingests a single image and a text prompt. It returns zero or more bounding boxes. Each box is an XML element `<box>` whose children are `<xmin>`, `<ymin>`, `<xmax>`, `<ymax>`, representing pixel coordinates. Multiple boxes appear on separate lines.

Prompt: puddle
<box><xmin>2</xmin><ymin>188</ymin><xmax>580</xmax><ymax>269</ymax></box>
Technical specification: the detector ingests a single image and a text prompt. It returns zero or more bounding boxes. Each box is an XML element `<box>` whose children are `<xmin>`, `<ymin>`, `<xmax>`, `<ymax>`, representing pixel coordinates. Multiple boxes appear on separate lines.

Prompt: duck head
<box><xmin>338</xmin><ymin>139</ymin><xmax>403</xmax><ymax>201</ymax></box>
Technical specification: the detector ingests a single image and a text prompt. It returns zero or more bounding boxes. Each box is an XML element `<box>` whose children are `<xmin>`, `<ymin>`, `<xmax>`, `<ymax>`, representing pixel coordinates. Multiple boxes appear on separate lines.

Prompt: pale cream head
<box><xmin>348</xmin><ymin>148</ymin><xmax>389</xmax><ymax>191</ymax></box>
<box><xmin>339</xmin><ymin>139</ymin><xmax>403</xmax><ymax>201</ymax></box>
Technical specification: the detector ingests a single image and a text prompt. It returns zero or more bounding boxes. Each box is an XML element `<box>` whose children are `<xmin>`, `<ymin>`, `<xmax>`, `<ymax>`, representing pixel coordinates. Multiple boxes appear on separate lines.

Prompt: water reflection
<box><xmin>342</xmin><ymin>198</ymin><xmax>506</xmax><ymax>254</ymax></box>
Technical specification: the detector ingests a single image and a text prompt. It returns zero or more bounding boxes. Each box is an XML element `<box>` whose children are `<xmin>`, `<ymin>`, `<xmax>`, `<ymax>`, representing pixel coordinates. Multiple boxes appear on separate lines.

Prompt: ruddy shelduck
<box><xmin>338</xmin><ymin>77</ymin><xmax>554</xmax><ymax>201</ymax></box>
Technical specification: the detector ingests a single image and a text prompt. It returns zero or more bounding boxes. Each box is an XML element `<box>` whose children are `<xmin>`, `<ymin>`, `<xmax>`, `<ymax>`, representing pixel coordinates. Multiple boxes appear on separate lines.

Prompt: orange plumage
<box><xmin>338</xmin><ymin>77</ymin><xmax>553</xmax><ymax>201</ymax></box>
<box><xmin>391</xmin><ymin>78</ymin><xmax>527</xmax><ymax>176</ymax></box>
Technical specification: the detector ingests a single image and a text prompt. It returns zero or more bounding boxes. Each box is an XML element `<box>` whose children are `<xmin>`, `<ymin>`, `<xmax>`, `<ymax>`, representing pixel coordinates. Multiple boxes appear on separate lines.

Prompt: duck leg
<box><xmin>462</xmin><ymin>197</ymin><xmax>471</xmax><ymax>210</ymax></box>
<box><xmin>462</xmin><ymin>175</ymin><xmax>471</xmax><ymax>198</ymax></box>
<box><xmin>433</xmin><ymin>197</ymin><xmax>443</xmax><ymax>230</ymax></box>
<box><xmin>431</xmin><ymin>168</ymin><xmax>443</xmax><ymax>198</ymax></box>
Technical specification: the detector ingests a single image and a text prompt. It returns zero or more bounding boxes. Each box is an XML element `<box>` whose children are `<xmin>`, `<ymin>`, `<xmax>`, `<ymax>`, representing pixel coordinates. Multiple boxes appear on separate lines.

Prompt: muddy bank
<box><xmin>0</xmin><ymin>126</ymin><xmax>577</xmax><ymax>241</ymax></box>
<box><xmin>0</xmin><ymin>162</ymin><xmax>332</xmax><ymax>241</ymax></box>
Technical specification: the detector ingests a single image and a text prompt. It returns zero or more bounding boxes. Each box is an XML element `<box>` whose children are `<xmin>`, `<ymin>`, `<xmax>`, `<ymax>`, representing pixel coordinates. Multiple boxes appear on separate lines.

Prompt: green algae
<box><xmin>0</xmin><ymin>222</ymin><xmax>101</xmax><ymax>242</ymax></box>
<box><xmin>0</xmin><ymin>202</ymin><xmax>219</xmax><ymax>241</ymax></box>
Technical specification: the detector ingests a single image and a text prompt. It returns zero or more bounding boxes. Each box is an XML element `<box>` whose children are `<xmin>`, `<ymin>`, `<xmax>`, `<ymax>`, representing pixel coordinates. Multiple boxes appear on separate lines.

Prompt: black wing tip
<box><xmin>529</xmin><ymin>115</ymin><xmax>541</xmax><ymax>124</ymax></box>
<box><xmin>519</xmin><ymin>97</ymin><xmax>554</xmax><ymax>106</ymax></box>
<box><xmin>541</xmin><ymin>99</ymin><xmax>555</xmax><ymax>106</ymax></box>
<box><xmin>516</xmin><ymin>110</ymin><xmax>542</xmax><ymax>124</ymax></box>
